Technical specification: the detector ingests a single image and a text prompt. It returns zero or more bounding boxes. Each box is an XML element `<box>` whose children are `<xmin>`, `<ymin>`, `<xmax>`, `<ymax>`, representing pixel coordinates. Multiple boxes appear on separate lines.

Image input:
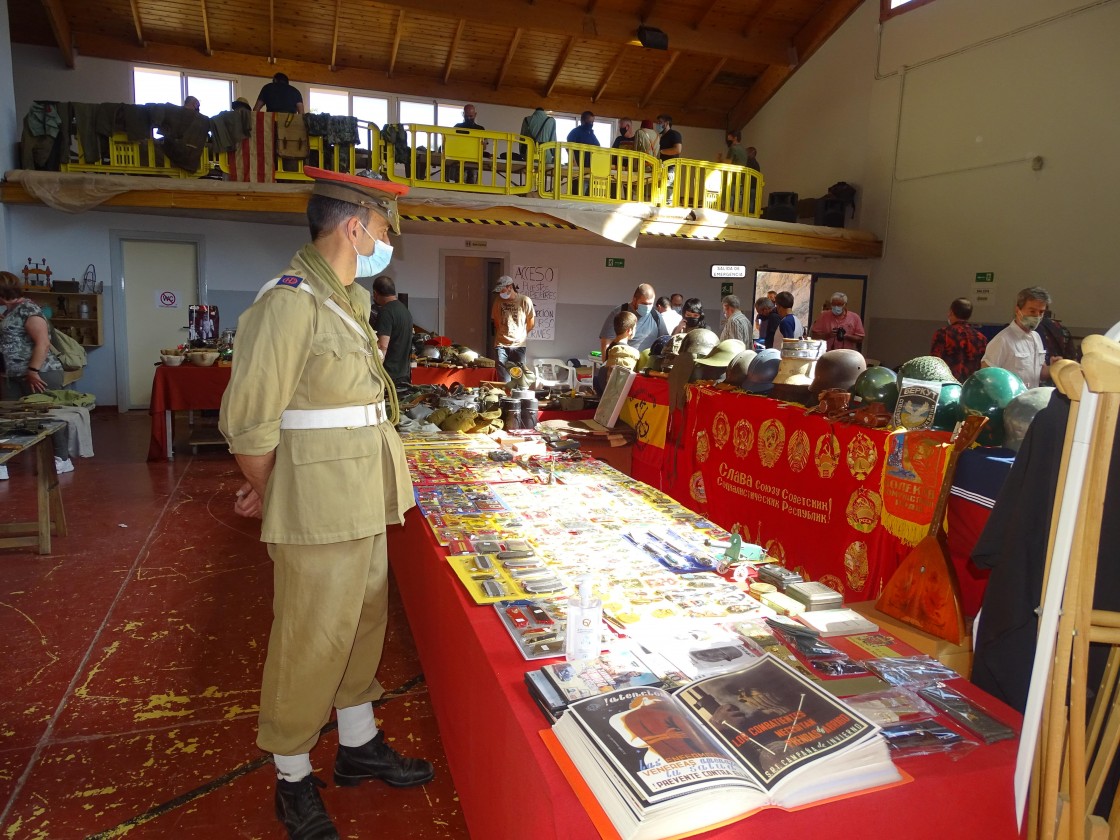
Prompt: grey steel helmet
<box><xmin>810</xmin><ymin>349</ymin><xmax>867</xmax><ymax>394</ymax></box>
<box><xmin>724</xmin><ymin>350</ymin><xmax>758</xmax><ymax>387</ymax></box>
<box><xmin>742</xmin><ymin>348</ymin><xmax>782</xmax><ymax>393</ymax></box>
<box><xmin>678</xmin><ymin>328</ymin><xmax>720</xmax><ymax>360</ymax></box>
<box><xmin>419</xmin><ymin>346</ymin><xmax>442</xmax><ymax>360</ymax></box>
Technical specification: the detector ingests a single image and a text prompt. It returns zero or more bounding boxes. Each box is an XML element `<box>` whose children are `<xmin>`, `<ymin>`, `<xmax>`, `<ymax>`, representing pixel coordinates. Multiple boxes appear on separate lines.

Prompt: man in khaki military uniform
<box><xmin>220</xmin><ymin>167</ymin><xmax>432</xmax><ymax>840</ymax></box>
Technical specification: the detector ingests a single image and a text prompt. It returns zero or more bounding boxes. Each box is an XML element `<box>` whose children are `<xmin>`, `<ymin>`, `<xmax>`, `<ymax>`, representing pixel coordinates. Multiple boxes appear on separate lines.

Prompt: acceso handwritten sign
<box><xmin>513</xmin><ymin>265</ymin><xmax>558</xmax><ymax>341</ymax></box>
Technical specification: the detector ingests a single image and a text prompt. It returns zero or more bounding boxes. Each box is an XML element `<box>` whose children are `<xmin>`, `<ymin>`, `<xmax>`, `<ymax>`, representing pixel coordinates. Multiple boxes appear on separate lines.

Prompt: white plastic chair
<box><xmin>532</xmin><ymin>358</ymin><xmax>575</xmax><ymax>390</ymax></box>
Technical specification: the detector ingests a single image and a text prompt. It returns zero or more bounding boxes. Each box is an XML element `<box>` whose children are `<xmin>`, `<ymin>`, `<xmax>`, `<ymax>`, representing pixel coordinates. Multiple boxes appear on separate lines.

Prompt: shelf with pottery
<box><xmin>25</xmin><ymin>290</ymin><xmax>103</xmax><ymax>348</ymax></box>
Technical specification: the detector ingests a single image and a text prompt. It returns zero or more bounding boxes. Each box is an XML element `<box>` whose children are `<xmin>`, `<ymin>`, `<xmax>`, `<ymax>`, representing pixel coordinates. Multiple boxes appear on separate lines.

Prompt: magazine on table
<box><xmin>550</xmin><ymin>654</ymin><xmax>902</xmax><ymax>840</ymax></box>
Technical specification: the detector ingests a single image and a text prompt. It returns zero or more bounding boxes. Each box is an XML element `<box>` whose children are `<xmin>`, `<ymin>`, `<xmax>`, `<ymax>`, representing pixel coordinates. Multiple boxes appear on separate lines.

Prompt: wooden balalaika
<box><xmin>875</xmin><ymin>415</ymin><xmax>988</xmax><ymax>645</ymax></box>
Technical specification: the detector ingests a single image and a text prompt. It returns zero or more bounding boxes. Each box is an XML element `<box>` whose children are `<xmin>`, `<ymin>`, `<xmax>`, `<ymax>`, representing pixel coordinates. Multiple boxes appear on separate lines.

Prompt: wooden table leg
<box><xmin>35</xmin><ymin>442</ymin><xmax>53</xmax><ymax>555</ymax></box>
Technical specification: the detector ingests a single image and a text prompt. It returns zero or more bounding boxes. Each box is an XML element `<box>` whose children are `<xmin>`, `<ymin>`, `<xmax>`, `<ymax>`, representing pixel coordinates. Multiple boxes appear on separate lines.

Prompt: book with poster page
<box><xmin>550</xmin><ymin>654</ymin><xmax>901</xmax><ymax>840</ymax></box>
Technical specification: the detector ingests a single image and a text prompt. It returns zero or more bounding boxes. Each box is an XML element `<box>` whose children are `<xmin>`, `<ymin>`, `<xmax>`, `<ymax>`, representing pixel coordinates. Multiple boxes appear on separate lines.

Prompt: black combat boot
<box><xmin>334</xmin><ymin>731</ymin><xmax>435</xmax><ymax>788</ymax></box>
<box><xmin>274</xmin><ymin>775</ymin><xmax>339</xmax><ymax>840</ymax></box>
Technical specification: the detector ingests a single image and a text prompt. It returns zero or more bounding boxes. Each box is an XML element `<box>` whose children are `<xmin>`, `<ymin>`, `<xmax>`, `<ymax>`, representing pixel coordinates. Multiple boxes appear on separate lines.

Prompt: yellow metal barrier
<box><xmin>62</xmin><ymin>131</ymin><xmax>211</xmax><ymax>178</ymax></box>
<box><xmin>659</xmin><ymin>159</ymin><xmax>765</xmax><ymax>217</ymax></box>
<box><xmin>384</xmin><ymin>124</ymin><xmax>533</xmax><ymax>195</ymax></box>
<box><xmin>536</xmin><ymin>142</ymin><xmax>658</xmax><ymax>204</ymax></box>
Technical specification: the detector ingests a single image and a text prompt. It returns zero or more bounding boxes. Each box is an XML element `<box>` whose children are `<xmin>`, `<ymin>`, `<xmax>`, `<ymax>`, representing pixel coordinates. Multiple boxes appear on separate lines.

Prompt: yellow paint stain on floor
<box><xmin>134</xmin><ymin>691</ymin><xmax>193</xmax><ymax>722</ymax></box>
<box><xmin>3</xmin><ymin>817</ymin><xmax>21</xmax><ymax>839</ymax></box>
<box><xmin>72</xmin><ymin>786</ymin><xmax>117</xmax><ymax>798</ymax></box>
<box><xmin>223</xmin><ymin>704</ymin><xmax>259</xmax><ymax>720</ymax></box>
<box><xmin>122</xmin><ymin>620</ymin><xmax>142</xmax><ymax>634</ymax></box>
<box><xmin>75</xmin><ymin>641</ymin><xmax>121</xmax><ymax>698</ymax></box>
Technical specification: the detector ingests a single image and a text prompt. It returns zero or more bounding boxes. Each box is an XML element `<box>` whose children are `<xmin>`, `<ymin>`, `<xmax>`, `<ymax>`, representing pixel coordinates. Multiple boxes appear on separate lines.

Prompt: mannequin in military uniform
<box><xmin>220</xmin><ymin>167</ymin><xmax>432</xmax><ymax>839</ymax></box>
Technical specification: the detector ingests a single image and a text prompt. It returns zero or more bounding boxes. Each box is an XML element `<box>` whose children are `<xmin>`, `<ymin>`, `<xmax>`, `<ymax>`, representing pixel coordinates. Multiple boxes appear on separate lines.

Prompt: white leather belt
<box><xmin>280</xmin><ymin>402</ymin><xmax>387</xmax><ymax>430</ymax></box>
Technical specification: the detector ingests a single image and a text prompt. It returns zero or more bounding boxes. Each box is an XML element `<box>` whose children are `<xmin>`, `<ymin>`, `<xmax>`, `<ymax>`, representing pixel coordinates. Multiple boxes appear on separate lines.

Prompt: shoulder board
<box><xmin>275</xmin><ymin>275</ymin><xmax>304</xmax><ymax>289</ymax></box>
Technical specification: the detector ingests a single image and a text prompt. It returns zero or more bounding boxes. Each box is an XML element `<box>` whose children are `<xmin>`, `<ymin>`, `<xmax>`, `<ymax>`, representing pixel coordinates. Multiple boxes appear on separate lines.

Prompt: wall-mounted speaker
<box><xmin>637</xmin><ymin>26</ymin><xmax>669</xmax><ymax>50</ymax></box>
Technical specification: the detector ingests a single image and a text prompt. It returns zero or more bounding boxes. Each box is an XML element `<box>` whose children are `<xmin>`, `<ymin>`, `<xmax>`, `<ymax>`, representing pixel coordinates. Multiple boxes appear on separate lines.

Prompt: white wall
<box><xmin>744</xmin><ymin>0</ymin><xmax>1120</xmax><ymax>365</ymax></box>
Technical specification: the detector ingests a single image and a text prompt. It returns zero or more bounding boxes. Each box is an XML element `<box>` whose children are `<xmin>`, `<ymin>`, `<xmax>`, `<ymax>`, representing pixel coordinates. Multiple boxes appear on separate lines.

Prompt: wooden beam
<box><xmin>639</xmin><ymin>0</ymin><xmax>658</xmax><ymax>24</ymax></box>
<box><xmin>329</xmin><ymin>0</ymin><xmax>342</xmax><ymax>70</ymax></box>
<box><xmin>688</xmin><ymin>56</ymin><xmax>726</xmax><ymax>105</ymax></box>
<box><xmin>268</xmin><ymin>0</ymin><xmax>275</xmax><ymax>63</ymax></box>
<box><xmin>728</xmin><ymin>0</ymin><xmax>863</xmax><ymax>128</ymax></box>
<box><xmin>585</xmin><ymin>0</ymin><xmax>597</xmax><ymax>12</ymax></box>
<box><xmin>200</xmin><ymin>0</ymin><xmax>213</xmax><ymax>57</ymax></box>
<box><xmin>38</xmin><ymin>0</ymin><xmax>75</xmax><ymax>68</ymax></box>
<box><xmin>443</xmin><ymin>19</ymin><xmax>466</xmax><ymax>84</ymax></box>
<box><xmin>388</xmin><ymin>10</ymin><xmax>405</xmax><ymax>78</ymax></box>
<box><xmin>382</xmin><ymin>0</ymin><xmax>793</xmax><ymax>66</ymax></box>
<box><xmin>640</xmin><ymin>50</ymin><xmax>678</xmax><ymax>109</ymax></box>
<box><xmin>741</xmin><ymin>0</ymin><xmax>779</xmax><ymax>37</ymax></box>
<box><xmin>128</xmin><ymin>0</ymin><xmax>145</xmax><ymax>47</ymax></box>
<box><xmin>692</xmin><ymin>0</ymin><xmax>721</xmax><ymax>30</ymax></box>
<box><xmin>70</xmin><ymin>33</ymin><xmax>733</xmax><ymax>128</ymax></box>
<box><xmin>593</xmin><ymin>48</ymin><xmax>626</xmax><ymax>103</ymax></box>
<box><xmin>544</xmin><ymin>36</ymin><xmax>576</xmax><ymax>98</ymax></box>
<box><xmin>494</xmin><ymin>28</ymin><xmax>523</xmax><ymax>90</ymax></box>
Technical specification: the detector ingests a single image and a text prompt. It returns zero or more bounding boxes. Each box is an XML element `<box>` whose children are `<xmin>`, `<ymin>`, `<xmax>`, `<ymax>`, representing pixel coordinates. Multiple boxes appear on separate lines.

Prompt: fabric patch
<box><xmin>276</xmin><ymin>275</ymin><xmax>304</xmax><ymax>288</ymax></box>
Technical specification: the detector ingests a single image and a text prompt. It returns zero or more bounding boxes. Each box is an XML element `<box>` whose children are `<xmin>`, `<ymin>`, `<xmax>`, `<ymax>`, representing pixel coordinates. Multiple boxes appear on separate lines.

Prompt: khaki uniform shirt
<box><xmin>219</xmin><ymin>254</ymin><xmax>414</xmax><ymax>545</ymax></box>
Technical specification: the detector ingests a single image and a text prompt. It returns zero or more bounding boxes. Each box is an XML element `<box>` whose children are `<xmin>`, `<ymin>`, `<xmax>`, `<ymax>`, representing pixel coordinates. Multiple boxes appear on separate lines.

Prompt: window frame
<box><xmin>131</xmin><ymin>65</ymin><xmax>235</xmax><ymax>114</ymax></box>
<box><xmin>880</xmin><ymin>0</ymin><xmax>938</xmax><ymax>22</ymax></box>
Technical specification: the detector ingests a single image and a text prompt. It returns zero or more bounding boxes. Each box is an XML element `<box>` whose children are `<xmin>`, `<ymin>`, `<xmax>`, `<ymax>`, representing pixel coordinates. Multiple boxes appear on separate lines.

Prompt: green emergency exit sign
<box><xmin>975</xmin><ymin>272</ymin><xmax>995</xmax><ymax>283</ymax></box>
<box><xmin>605</xmin><ymin>258</ymin><xmax>625</xmax><ymax>268</ymax></box>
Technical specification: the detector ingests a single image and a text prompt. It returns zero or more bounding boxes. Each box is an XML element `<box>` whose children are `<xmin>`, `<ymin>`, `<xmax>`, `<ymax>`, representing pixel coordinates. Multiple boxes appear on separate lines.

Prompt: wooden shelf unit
<box><xmin>25</xmin><ymin>290</ymin><xmax>104</xmax><ymax>348</ymax></box>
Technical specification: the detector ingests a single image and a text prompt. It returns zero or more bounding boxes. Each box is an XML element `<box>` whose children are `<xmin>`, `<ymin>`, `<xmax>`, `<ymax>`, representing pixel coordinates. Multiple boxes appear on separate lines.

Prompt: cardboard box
<box><xmin>848</xmin><ymin>600</ymin><xmax>973</xmax><ymax>679</ymax></box>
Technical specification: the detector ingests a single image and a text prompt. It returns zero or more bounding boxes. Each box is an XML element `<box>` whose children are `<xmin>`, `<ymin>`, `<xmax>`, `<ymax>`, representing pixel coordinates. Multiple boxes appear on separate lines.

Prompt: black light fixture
<box><xmin>636</xmin><ymin>25</ymin><xmax>669</xmax><ymax>50</ymax></box>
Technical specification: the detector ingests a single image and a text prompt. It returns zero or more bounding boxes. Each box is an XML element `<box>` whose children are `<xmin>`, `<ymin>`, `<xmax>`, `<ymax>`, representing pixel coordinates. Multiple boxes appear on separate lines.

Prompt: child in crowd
<box><xmin>594</xmin><ymin>311</ymin><xmax>640</xmax><ymax>394</ymax></box>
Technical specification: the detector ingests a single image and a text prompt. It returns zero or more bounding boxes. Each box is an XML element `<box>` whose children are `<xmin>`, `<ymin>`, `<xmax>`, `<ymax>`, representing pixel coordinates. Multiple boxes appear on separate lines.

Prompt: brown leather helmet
<box><xmin>809</xmin><ymin>349</ymin><xmax>867</xmax><ymax>395</ymax></box>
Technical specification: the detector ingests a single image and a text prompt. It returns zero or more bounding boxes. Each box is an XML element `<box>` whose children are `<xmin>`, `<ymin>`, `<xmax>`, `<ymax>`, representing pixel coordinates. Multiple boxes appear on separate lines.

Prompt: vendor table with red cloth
<box><xmin>410</xmin><ymin>366</ymin><xmax>494</xmax><ymax>388</ymax></box>
<box><xmin>387</xmin><ymin>508</ymin><xmax>1022</xmax><ymax>840</ymax></box>
<box><xmin>147</xmin><ymin>363</ymin><xmax>231</xmax><ymax>461</ymax></box>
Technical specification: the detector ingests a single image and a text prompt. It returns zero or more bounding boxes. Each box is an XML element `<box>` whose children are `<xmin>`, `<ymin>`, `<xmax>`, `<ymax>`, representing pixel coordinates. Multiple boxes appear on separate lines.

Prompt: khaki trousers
<box><xmin>258</xmin><ymin>533</ymin><xmax>388</xmax><ymax>756</ymax></box>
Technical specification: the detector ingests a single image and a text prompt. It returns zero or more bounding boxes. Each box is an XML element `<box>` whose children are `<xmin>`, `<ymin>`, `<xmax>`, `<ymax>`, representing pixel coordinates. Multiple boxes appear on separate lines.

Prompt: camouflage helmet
<box><xmin>896</xmin><ymin>355</ymin><xmax>959</xmax><ymax>387</ymax></box>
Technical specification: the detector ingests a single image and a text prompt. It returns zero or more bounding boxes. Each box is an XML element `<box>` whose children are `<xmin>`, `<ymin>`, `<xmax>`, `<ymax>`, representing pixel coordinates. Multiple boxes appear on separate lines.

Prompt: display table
<box><xmin>387</xmin><ymin>507</ymin><xmax>1022</xmax><ymax>840</ymax></box>
<box><xmin>0</xmin><ymin>419</ymin><xmax>68</xmax><ymax>554</ymax></box>
<box><xmin>147</xmin><ymin>364</ymin><xmax>231</xmax><ymax>461</ymax></box>
<box><xmin>410</xmin><ymin>366</ymin><xmax>495</xmax><ymax>388</ymax></box>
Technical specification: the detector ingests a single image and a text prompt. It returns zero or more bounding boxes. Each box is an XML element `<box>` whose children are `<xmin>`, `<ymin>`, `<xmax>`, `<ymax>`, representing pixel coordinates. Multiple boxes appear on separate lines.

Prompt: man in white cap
<box><xmin>220</xmin><ymin>167</ymin><xmax>432</xmax><ymax>839</ymax></box>
<box><xmin>491</xmin><ymin>275</ymin><xmax>535</xmax><ymax>382</ymax></box>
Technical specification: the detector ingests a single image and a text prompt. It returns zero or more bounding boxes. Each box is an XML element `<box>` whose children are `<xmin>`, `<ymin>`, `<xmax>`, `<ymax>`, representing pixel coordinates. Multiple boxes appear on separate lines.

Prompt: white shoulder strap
<box><xmin>254</xmin><ymin>275</ymin><xmax>372</xmax><ymax>354</ymax></box>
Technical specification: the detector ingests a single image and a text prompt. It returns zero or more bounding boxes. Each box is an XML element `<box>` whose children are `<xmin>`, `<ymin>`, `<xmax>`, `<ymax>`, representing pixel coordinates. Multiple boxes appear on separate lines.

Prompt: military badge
<box><xmin>846</xmin><ymin>431</ymin><xmax>878</xmax><ymax>480</ymax></box>
<box><xmin>732</xmin><ymin>420</ymin><xmax>755</xmax><ymax>460</ymax></box>
<box><xmin>757</xmin><ymin>419</ymin><xmax>785</xmax><ymax>468</ymax></box>
<box><xmin>787</xmin><ymin>429</ymin><xmax>810</xmax><ymax>472</ymax></box>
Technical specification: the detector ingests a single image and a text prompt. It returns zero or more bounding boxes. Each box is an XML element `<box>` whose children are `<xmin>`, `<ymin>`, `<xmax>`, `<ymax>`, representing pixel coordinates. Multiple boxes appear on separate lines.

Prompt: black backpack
<box><xmin>827</xmin><ymin>182</ymin><xmax>858</xmax><ymax>217</ymax></box>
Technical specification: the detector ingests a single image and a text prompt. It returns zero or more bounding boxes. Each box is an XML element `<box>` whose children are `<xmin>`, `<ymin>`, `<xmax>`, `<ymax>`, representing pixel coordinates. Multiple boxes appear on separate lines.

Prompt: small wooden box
<box><xmin>848</xmin><ymin>600</ymin><xmax>973</xmax><ymax>679</ymax></box>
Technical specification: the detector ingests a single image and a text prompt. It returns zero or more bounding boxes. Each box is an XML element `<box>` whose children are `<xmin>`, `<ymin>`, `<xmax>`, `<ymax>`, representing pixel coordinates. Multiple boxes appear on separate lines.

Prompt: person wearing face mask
<box><xmin>655</xmin><ymin>296</ymin><xmax>681</xmax><ymax>334</ymax></box>
<box><xmin>672</xmin><ymin>297</ymin><xmax>706</xmax><ymax>336</ymax></box>
<box><xmin>810</xmin><ymin>292</ymin><xmax>865</xmax><ymax>351</ymax></box>
<box><xmin>670</xmin><ymin>293</ymin><xmax>684</xmax><ymax>314</ymax></box>
<box><xmin>599</xmin><ymin>283</ymin><xmax>668</xmax><ymax>355</ymax></box>
<box><xmin>612</xmin><ymin>118</ymin><xmax>635</xmax><ymax>150</ymax></box>
<box><xmin>982</xmin><ymin>286</ymin><xmax>1054</xmax><ymax>388</ymax></box>
<box><xmin>220</xmin><ymin>168</ymin><xmax>434</xmax><ymax>840</ymax></box>
<box><xmin>491</xmin><ymin>275</ymin><xmax>536</xmax><ymax>383</ymax></box>
<box><xmin>930</xmin><ymin>297</ymin><xmax>988</xmax><ymax>381</ymax></box>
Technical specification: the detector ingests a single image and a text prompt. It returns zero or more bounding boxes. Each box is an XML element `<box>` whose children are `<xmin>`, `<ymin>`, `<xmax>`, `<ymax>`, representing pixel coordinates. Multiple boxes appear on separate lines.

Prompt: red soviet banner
<box><xmin>688</xmin><ymin>387</ymin><xmax>913</xmax><ymax>602</ymax></box>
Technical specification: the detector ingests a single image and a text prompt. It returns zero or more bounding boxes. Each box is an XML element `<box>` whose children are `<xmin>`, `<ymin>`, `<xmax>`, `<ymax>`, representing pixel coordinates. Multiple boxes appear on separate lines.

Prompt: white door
<box><xmin>121</xmin><ymin>240</ymin><xmax>199</xmax><ymax>409</ymax></box>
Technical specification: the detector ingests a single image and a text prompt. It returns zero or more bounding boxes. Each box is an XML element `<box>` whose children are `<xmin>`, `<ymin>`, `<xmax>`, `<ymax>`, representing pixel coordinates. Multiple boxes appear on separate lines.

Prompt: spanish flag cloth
<box><xmin>879</xmin><ymin>429</ymin><xmax>952</xmax><ymax>546</ymax></box>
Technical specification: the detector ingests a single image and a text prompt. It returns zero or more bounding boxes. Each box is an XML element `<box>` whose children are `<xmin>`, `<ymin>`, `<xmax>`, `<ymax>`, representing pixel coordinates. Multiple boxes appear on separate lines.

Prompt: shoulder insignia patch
<box><xmin>276</xmin><ymin>275</ymin><xmax>304</xmax><ymax>289</ymax></box>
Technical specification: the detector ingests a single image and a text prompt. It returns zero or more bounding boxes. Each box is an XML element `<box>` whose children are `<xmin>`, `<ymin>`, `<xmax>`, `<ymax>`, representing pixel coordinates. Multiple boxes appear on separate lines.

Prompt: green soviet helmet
<box><xmin>896</xmin><ymin>355</ymin><xmax>959</xmax><ymax>388</ymax></box>
<box><xmin>931</xmin><ymin>382</ymin><xmax>963</xmax><ymax>431</ymax></box>
<box><xmin>851</xmin><ymin>366</ymin><xmax>899</xmax><ymax>411</ymax></box>
<box><xmin>960</xmin><ymin>367</ymin><xmax>1027</xmax><ymax>446</ymax></box>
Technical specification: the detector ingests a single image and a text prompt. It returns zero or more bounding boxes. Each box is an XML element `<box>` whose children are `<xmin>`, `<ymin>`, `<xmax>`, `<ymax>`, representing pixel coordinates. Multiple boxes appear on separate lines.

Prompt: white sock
<box><xmin>336</xmin><ymin>702</ymin><xmax>378</xmax><ymax>748</ymax></box>
<box><xmin>273</xmin><ymin>753</ymin><xmax>313</xmax><ymax>782</ymax></box>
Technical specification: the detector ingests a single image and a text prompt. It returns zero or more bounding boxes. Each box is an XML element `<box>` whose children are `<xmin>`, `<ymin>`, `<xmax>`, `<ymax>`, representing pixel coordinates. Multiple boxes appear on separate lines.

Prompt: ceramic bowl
<box><xmin>187</xmin><ymin>350</ymin><xmax>220</xmax><ymax>367</ymax></box>
<box><xmin>161</xmin><ymin>348</ymin><xmax>185</xmax><ymax>356</ymax></box>
<box><xmin>160</xmin><ymin>354</ymin><xmax>185</xmax><ymax>366</ymax></box>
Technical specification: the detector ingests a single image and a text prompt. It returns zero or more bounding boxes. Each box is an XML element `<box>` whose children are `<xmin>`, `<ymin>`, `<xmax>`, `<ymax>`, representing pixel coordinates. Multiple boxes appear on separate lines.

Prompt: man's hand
<box><xmin>234</xmin><ymin>481</ymin><xmax>263</xmax><ymax>518</ymax></box>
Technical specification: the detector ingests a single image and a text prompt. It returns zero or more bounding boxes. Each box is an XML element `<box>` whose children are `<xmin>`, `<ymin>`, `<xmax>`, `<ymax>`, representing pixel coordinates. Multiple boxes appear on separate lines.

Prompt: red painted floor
<box><xmin>0</xmin><ymin>411</ymin><xmax>468</xmax><ymax>839</ymax></box>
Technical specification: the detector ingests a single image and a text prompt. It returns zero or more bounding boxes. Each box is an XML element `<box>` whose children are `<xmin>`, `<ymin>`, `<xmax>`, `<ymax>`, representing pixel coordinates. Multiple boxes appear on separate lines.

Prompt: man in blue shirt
<box><xmin>566</xmin><ymin>111</ymin><xmax>599</xmax><ymax>195</ymax></box>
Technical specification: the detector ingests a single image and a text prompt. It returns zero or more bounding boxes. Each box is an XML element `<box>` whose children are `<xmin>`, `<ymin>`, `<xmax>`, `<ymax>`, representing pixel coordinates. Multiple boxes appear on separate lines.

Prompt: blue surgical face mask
<box><xmin>831</xmin><ymin>305</ymin><xmax>844</xmax><ymax>316</ymax></box>
<box><xmin>354</xmin><ymin>221</ymin><xmax>393</xmax><ymax>277</ymax></box>
<box><xmin>636</xmin><ymin>303</ymin><xmax>652</xmax><ymax>317</ymax></box>
<box><xmin>672</xmin><ymin>305</ymin><xmax>682</xmax><ymax>314</ymax></box>
<box><xmin>656</xmin><ymin>123</ymin><xmax>665</xmax><ymax>134</ymax></box>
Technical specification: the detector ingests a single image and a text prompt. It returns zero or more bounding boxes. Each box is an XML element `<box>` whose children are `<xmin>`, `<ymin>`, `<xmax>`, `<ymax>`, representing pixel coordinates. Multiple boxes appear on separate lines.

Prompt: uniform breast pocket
<box><xmin>311</xmin><ymin>332</ymin><xmax>368</xmax><ymax>360</ymax></box>
<box><xmin>308</xmin><ymin>331</ymin><xmax>373</xmax><ymax>403</ymax></box>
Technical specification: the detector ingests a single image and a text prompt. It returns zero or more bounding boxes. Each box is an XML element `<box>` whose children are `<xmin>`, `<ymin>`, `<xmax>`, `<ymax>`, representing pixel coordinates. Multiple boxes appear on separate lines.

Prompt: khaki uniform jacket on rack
<box><xmin>218</xmin><ymin>255</ymin><xmax>413</xmax><ymax>545</ymax></box>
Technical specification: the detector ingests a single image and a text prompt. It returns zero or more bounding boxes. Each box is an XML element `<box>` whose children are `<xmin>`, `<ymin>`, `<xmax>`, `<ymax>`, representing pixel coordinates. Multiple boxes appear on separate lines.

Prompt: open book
<box><xmin>551</xmin><ymin>654</ymin><xmax>902</xmax><ymax>840</ymax></box>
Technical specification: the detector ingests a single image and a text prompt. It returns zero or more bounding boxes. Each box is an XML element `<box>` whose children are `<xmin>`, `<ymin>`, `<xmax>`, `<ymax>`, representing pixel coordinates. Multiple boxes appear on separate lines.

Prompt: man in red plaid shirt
<box><xmin>930</xmin><ymin>297</ymin><xmax>988</xmax><ymax>381</ymax></box>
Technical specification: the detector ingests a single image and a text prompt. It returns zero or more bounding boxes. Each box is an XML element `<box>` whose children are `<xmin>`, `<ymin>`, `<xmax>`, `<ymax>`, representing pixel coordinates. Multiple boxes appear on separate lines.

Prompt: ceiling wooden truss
<box><xmin>9</xmin><ymin>0</ymin><xmax>865</xmax><ymax>129</ymax></box>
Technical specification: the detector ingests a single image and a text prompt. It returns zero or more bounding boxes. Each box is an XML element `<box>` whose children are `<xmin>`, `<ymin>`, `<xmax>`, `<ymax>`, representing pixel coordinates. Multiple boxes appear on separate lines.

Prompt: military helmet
<box><xmin>810</xmin><ymin>349</ymin><xmax>867</xmax><ymax>395</ymax></box>
<box><xmin>931</xmin><ymin>382</ymin><xmax>963</xmax><ymax>431</ymax></box>
<box><xmin>960</xmin><ymin>367</ymin><xmax>1027</xmax><ymax>446</ymax></box>
<box><xmin>678</xmin><ymin>328</ymin><xmax>720</xmax><ymax>360</ymax></box>
<box><xmin>696</xmin><ymin>339</ymin><xmax>747</xmax><ymax>370</ymax></box>
<box><xmin>1002</xmin><ymin>386</ymin><xmax>1054</xmax><ymax>451</ymax></box>
<box><xmin>851</xmin><ymin>366</ymin><xmax>899</xmax><ymax>410</ymax></box>
<box><xmin>742</xmin><ymin>348</ymin><xmax>782</xmax><ymax>393</ymax></box>
<box><xmin>724</xmin><ymin>350</ymin><xmax>757</xmax><ymax>387</ymax></box>
<box><xmin>896</xmin><ymin>355</ymin><xmax>959</xmax><ymax>387</ymax></box>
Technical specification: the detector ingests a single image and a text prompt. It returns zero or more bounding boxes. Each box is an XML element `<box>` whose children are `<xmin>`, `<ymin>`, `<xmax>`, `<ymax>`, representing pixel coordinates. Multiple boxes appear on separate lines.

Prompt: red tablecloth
<box><xmin>387</xmin><ymin>508</ymin><xmax>1022</xmax><ymax>840</ymax></box>
<box><xmin>147</xmin><ymin>364</ymin><xmax>231</xmax><ymax>461</ymax></box>
<box><xmin>411</xmin><ymin>366</ymin><xmax>495</xmax><ymax>387</ymax></box>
